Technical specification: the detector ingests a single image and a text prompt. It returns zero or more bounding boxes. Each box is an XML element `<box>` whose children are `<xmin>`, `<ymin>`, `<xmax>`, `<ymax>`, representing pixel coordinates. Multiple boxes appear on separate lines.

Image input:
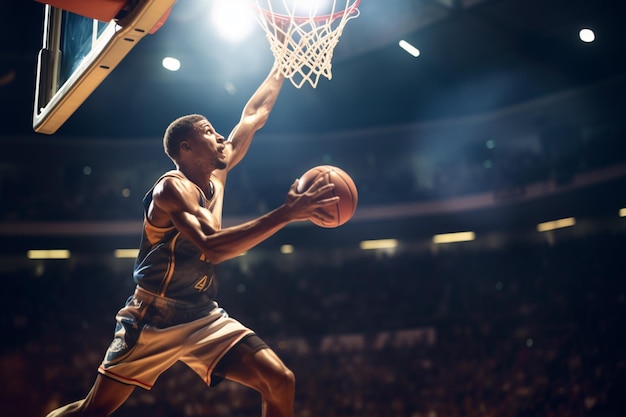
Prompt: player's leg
<box><xmin>215</xmin><ymin>338</ymin><xmax>295</xmax><ymax>417</ymax></box>
<box><xmin>46</xmin><ymin>374</ymin><xmax>135</xmax><ymax>417</ymax></box>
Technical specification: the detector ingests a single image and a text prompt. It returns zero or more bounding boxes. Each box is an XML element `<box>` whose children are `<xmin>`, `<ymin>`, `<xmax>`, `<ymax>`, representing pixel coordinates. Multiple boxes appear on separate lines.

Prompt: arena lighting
<box><xmin>27</xmin><ymin>249</ymin><xmax>70</xmax><ymax>259</ymax></box>
<box><xmin>359</xmin><ymin>239</ymin><xmax>398</xmax><ymax>250</ymax></box>
<box><xmin>579</xmin><ymin>28</ymin><xmax>595</xmax><ymax>43</ymax></box>
<box><xmin>432</xmin><ymin>231</ymin><xmax>475</xmax><ymax>244</ymax></box>
<box><xmin>280</xmin><ymin>244</ymin><xmax>294</xmax><ymax>254</ymax></box>
<box><xmin>210</xmin><ymin>0</ymin><xmax>256</xmax><ymax>42</ymax></box>
<box><xmin>620</xmin><ymin>208</ymin><xmax>626</xmax><ymax>217</ymax></box>
<box><xmin>114</xmin><ymin>249</ymin><xmax>140</xmax><ymax>259</ymax></box>
<box><xmin>537</xmin><ymin>217</ymin><xmax>576</xmax><ymax>232</ymax></box>
<box><xmin>399</xmin><ymin>40</ymin><xmax>420</xmax><ymax>57</ymax></box>
<box><xmin>162</xmin><ymin>56</ymin><xmax>181</xmax><ymax>72</ymax></box>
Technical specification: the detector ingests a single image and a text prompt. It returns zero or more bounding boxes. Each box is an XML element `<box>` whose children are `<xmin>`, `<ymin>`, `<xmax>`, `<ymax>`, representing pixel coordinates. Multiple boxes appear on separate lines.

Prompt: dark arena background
<box><xmin>1</xmin><ymin>1</ymin><xmax>625</xmax><ymax>416</ymax></box>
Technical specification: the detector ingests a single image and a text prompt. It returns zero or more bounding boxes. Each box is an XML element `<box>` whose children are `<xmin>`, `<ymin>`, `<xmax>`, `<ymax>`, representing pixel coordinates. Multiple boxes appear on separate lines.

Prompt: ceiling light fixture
<box><xmin>433</xmin><ymin>231</ymin><xmax>475</xmax><ymax>244</ymax></box>
<box><xmin>579</xmin><ymin>28</ymin><xmax>595</xmax><ymax>43</ymax></box>
<box><xmin>537</xmin><ymin>217</ymin><xmax>576</xmax><ymax>232</ymax></box>
<box><xmin>399</xmin><ymin>40</ymin><xmax>420</xmax><ymax>57</ymax></box>
<box><xmin>281</xmin><ymin>244</ymin><xmax>294</xmax><ymax>254</ymax></box>
<box><xmin>162</xmin><ymin>56</ymin><xmax>181</xmax><ymax>71</ymax></box>
<box><xmin>360</xmin><ymin>239</ymin><xmax>398</xmax><ymax>250</ymax></box>
<box><xmin>114</xmin><ymin>249</ymin><xmax>139</xmax><ymax>259</ymax></box>
<box><xmin>27</xmin><ymin>249</ymin><xmax>71</xmax><ymax>259</ymax></box>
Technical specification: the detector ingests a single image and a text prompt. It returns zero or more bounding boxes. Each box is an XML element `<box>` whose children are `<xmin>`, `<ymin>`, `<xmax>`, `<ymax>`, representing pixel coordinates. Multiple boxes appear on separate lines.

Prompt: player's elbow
<box><xmin>243</xmin><ymin>107</ymin><xmax>271</xmax><ymax>131</ymax></box>
<box><xmin>202</xmin><ymin>248</ymin><xmax>238</xmax><ymax>265</ymax></box>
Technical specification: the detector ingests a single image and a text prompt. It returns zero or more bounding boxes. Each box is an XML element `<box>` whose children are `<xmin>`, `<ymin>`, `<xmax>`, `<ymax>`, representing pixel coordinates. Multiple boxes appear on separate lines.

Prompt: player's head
<box><xmin>163</xmin><ymin>114</ymin><xmax>208</xmax><ymax>161</ymax></box>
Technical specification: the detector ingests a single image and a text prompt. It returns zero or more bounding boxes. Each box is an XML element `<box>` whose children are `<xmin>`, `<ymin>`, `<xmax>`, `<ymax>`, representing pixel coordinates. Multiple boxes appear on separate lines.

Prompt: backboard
<box><xmin>33</xmin><ymin>0</ymin><xmax>176</xmax><ymax>135</ymax></box>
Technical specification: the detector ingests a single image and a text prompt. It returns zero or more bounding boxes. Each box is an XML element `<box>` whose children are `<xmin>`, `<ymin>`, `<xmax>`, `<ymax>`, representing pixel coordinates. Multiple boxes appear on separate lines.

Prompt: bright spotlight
<box><xmin>579</xmin><ymin>28</ymin><xmax>595</xmax><ymax>43</ymax></box>
<box><xmin>162</xmin><ymin>57</ymin><xmax>181</xmax><ymax>71</ymax></box>
<box><xmin>210</xmin><ymin>0</ymin><xmax>256</xmax><ymax>42</ymax></box>
<box><xmin>292</xmin><ymin>0</ymin><xmax>333</xmax><ymax>15</ymax></box>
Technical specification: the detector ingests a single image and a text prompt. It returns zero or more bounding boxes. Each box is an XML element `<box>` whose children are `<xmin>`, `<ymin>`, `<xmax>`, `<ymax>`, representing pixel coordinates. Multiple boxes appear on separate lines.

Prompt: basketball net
<box><xmin>250</xmin><ymin>0</ymin><xmax>360</xmax><ymax>88</ymax></box>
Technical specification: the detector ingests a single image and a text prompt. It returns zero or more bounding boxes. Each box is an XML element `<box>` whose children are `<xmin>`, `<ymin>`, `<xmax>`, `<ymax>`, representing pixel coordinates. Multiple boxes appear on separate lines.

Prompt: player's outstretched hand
<box><xmin>283</xmin><ymin>177</ymin><xmax>338</xmax><ymax>222</ymax></box>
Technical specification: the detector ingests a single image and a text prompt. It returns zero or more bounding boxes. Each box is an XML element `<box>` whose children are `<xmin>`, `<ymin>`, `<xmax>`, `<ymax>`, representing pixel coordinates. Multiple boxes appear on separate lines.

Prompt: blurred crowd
<box><xmin>1</xmin><ymin>234</ymin><xmax>624</xmax><ymax>417</ymax></box>
<box><xmin>1</xmin><ymin>114</ymin><xmax>625</xmax><ymax>222</ymax></box>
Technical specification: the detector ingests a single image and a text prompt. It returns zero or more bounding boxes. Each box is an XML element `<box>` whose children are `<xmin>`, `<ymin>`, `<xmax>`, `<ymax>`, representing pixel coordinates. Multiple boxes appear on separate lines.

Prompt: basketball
<box><xmin>296</xmin><ymin>165</ymin><xmax>358</xmax><ymax>228</ymax></box>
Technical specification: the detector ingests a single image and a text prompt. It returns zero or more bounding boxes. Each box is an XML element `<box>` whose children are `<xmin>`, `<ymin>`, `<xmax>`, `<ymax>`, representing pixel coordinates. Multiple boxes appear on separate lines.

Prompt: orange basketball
<box><xmin>296</xmin><ymin>165</ymin><xmax>358</xmax><ymax>228</ymax></box>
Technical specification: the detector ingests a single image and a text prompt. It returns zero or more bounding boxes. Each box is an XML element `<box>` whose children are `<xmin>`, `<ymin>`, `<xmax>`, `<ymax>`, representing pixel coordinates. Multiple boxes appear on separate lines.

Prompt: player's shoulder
<box><xmin>154</xmin><ymin>170</ymin><xmax>195</xmax><ymax>199</ymax></box>
<box><xmin>159</xmin><ymin>169</ymin><xmax>187</xmax><ymax>182</ymax></box>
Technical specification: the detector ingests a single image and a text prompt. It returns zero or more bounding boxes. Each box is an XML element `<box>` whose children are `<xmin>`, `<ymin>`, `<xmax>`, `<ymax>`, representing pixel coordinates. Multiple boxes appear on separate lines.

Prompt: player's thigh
<box><xmin>48</xmin><ymin>375</ymin><xmax>135</xmax><ymax>416</ymax></box>
<box><xmin>85</xmin><ymin>375</ymin><xmax>135</xmax><ymax>411</ymax></box>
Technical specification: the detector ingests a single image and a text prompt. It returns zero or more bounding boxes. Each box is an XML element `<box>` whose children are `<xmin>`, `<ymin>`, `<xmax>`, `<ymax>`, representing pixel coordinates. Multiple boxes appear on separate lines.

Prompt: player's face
<box><xmin>194</xmin><ymin>120</ymin><xmax>227</xmax><ymax>170</ymax></box>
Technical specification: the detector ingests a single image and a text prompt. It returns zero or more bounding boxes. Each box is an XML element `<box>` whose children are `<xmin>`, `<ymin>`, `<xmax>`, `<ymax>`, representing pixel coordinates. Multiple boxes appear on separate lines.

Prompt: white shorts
<box><xmin>98</xmin><ymin>287</ymin><xmax>253</xmax><ymax>390</ymax></box>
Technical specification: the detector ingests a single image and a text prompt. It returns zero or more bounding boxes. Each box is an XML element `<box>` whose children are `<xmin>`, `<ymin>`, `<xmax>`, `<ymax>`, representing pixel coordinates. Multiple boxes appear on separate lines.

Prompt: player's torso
<box><xmin>134</xmin><ymin>225</ymin><xmax>217</xmax><ymax>301</ymax></box>
<box><xmin>133</xmin><ymin>171</ymin><xmax>220</xmax><ymax>303</ymax></box>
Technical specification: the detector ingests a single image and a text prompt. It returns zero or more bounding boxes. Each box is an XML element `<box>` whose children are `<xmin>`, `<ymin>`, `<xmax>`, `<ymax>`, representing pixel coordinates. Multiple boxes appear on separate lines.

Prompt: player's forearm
<box><xmin>201</xmin><ymin>204</ymin><xmax>292</xmax><ymax>264</ymax></box>
<box><xmin>226</xmin><ymin>64</ymin><xmax>285</xmax><ymax>167</ymax></box>
<box><xmin>241</xmin><ymin>63</ymin><xmax>284</xmax><ymax>129</ymax></box>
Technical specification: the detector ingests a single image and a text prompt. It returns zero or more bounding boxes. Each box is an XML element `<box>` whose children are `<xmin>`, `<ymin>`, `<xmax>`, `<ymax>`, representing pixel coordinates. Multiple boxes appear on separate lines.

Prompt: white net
<box><xmin>251</xmin><ymin>0</ymin><xmax>360</xmax><ymax>88</ymax></box>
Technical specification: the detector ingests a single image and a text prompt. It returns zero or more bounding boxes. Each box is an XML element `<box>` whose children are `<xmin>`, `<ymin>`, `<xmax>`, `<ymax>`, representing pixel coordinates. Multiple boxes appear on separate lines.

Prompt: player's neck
<box><xmin>177</xmin><ymin>166</ymin><xmax>213</xmax><ymax>196</ymax></box>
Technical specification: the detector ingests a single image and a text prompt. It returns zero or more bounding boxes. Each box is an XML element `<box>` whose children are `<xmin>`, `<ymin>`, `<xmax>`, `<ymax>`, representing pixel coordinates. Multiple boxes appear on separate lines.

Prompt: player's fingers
<box><xmin>314</xmin><ymin>196</ymin><xmax>340</xmax><ymax>206</ymax></box>
<box><xmin>311</xmin><ymin>181</ymin><xmax>335</xmax><ymax>195</ymax></box>
<box><xmin>305</xmin><ymin>176</ymin><xmax>331</xmax><ymax>192</ymax></box>
<box><xmin>312</xmin><ymin>208</ymin><xmax>333</xmax><ymax>223</ymax></box>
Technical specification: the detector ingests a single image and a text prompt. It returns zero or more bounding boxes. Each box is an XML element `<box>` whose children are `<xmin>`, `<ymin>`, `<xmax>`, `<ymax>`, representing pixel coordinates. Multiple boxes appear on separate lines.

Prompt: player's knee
<box><xmin>265</xmin><ymin>365</ymin><xmax>295</xmax><ymax>398</ymax></box>
<box><xmin>282</xmin><ymin>366</ymin><xmax>296</xmax><ymax>390</ymax></box>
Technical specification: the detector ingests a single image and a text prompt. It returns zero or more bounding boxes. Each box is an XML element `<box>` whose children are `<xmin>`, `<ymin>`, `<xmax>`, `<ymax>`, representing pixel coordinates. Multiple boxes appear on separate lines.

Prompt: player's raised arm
<box><xmin>224</xmin><ymin>62</ymin><xmax>285</xmax><ymax>171</ymax></box>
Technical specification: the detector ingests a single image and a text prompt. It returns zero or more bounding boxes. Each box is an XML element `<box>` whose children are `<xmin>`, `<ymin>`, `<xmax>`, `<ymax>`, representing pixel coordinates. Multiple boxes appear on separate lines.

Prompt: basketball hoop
<box><xmin>250</xmin><ymin>0</ymin><xmax>360</xmax><ymax>88</ymax></box>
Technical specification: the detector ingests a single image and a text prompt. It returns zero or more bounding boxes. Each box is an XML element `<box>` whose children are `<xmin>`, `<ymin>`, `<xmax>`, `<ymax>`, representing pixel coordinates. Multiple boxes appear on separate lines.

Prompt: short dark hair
<box><xmin>163</xmin><ymin>114</ymin><xmax>207</xmax><ymax>160</ymax></box>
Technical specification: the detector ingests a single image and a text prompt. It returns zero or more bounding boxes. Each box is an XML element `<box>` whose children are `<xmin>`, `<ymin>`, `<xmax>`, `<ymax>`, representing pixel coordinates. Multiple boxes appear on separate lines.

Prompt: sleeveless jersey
<box><xmin>133</xmin><ymin>171</ymin><xmax>218</xmax><ymax>304</ymax></box>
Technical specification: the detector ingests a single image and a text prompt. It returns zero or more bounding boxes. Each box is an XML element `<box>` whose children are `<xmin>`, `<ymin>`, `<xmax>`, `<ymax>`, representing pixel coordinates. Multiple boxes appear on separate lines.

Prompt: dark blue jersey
<box><xmin>133</xmin><ymin>171</ymin><xmax>218</xmax><ymax>304</ymax></box>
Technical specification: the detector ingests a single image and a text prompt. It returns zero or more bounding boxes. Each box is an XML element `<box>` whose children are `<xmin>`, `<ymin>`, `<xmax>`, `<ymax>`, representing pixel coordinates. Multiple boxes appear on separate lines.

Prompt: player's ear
<box><xmin>180</xmin><ymin>140</ymin><xmax>192</xmax><ymax>153</ymax></box>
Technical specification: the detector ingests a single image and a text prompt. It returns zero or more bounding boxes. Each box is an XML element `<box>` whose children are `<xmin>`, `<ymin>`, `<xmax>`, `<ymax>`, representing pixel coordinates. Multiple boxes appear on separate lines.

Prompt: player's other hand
<box><xmin>283</xmin><ymin>177</ymin><xmax>338</xmax><ymax>222</ymax></box>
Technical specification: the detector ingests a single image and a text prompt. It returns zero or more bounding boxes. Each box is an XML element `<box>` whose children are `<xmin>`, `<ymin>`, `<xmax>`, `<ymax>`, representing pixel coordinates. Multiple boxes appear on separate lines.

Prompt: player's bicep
<box><xmin>168</xmin><ymin>209</ymin><xmax>216</xmax><ymax>246</ymax></box>
<box><xmin>152</xmin><ymin>178</ymin><xmax>218</xmax><ymax>242</ymax></box>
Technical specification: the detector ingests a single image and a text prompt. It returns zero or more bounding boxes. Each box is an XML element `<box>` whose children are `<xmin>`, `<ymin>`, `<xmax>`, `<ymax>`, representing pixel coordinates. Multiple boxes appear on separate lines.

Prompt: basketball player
<box><xmin>45</xmin><ymin>62</ymin><xmax>338</xmax><ymax>417</ymax></box>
